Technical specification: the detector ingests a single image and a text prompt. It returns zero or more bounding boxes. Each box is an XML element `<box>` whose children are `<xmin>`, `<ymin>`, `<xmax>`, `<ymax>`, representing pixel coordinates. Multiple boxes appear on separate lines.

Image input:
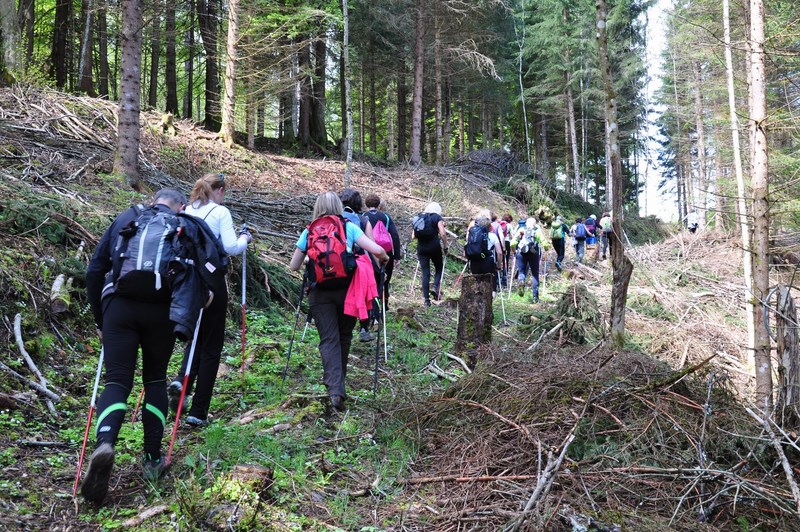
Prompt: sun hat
<box><xmin>423</xmin><ymin>202</ymin><xmax>442</xmax><ymax>216</ymax></box>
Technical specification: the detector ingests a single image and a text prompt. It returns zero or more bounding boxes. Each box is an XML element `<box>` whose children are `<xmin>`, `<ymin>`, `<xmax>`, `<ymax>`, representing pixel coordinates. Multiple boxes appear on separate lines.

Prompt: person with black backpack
<box><xmin>167</xmin><ymin>173</ymin><xmax>251</xmax><ymax>429</ymax></box>
<box><xmin>571</xmin><ymin>217</ymin><xmax>588</xmax><ymax>263</ymax></box>
<box><xmin>466</xmin><ymin>211</ymin><xmax>504</xmax><ymax>287</ymax></box>
<box><xmin>411</xmin><ymin>202</ymin><xmax>449</xmax><ymax>307</ymax></box>
<box><xmin>513</xmin><ymin>217</ymin><xmax>549</xmax><ymax>303</ymax></box>
<box><xmin>289</xmin><ymin>192</ymin><xmax>389</xmax><ymax>412</ymax></box>
<box><xmin>82</xmin><ymin>188</ymin><xmax>197</xmax><ymax>503</ymax></box>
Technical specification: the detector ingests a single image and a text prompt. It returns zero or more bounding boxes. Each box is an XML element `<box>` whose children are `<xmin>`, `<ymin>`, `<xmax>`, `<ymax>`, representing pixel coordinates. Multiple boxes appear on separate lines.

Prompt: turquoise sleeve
<box><xmin>296</xmin><ymin>229</ymin><xmax>309</xmax><ymax>252</ymax></box>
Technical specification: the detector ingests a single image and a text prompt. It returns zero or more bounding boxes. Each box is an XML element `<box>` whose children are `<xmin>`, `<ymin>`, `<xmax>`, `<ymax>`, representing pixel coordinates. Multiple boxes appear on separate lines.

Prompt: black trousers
<box><xmin>175</xmin><ymin>285</ymin><xmax>228</xmax><ymax>420</ymax></box>
<box><xmin>309</xmin><ymin>285</ymin><xmax>356</xmax><ymax>398</ymax></box>
<box><xmin>418</xmin><ymin>247</ymin><xmax>443</xmax><ymax>301</ymax></box>
<box><xmin>96</xmin><ymin>295</ymin><xmax>175</xmax><ymax>458</ymax></box>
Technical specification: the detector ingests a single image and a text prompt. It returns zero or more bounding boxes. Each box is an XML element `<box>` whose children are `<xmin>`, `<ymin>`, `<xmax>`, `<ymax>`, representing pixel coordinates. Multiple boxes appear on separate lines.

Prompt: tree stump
<box><xmin>456</xmin><ymin>273</ymin><xmax>494</xmax><ymax>367</ymax></box>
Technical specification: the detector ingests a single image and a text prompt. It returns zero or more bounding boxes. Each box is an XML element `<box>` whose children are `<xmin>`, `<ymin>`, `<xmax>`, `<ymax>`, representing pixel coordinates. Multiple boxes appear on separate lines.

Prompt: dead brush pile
<box><xmin>392</xmin><ymin>345</ymin><xmax>799</xmax><ymax>530</ymax></box>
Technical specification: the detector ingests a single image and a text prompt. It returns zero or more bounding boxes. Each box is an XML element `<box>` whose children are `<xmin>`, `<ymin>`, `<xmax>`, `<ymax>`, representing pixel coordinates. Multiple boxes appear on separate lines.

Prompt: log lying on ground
<box><xmin>13</xmin><ymin>314</ymin><xmax>58</xmax><ymax>413</ymax></box>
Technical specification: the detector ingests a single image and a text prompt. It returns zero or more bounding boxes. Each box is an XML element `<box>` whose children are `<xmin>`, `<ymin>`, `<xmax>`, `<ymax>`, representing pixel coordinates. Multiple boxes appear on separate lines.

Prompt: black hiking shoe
<box><xmin>143</xmin><ymin>455</ymin><xmax>169</xmax><ymax>482</ymax></box>
<box><xmin>330</xmin><ymin>395</ymin><xmax>346</xmax><ymax>412</ymax></box>
<box><xmin>167</xmin><ymin>381</ymin><xmax>182</xmax><ymax>413</ymax></box>
<box><xmin>80</xmin><ymin>443</ymin><xmax>115</xmax><ymax>504</ymax></box>
<box><xmin>185</xmin><ymin>415</ymin><xmax>210</xmax><ymax>428</ymax></box>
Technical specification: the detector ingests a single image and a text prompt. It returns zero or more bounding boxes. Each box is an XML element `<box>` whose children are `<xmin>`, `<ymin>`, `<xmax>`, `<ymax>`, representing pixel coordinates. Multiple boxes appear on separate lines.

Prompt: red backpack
<box><xmin>306</xmin><ymin>215</ymin><xmax>356</xmax><ymax>289</ymax></box>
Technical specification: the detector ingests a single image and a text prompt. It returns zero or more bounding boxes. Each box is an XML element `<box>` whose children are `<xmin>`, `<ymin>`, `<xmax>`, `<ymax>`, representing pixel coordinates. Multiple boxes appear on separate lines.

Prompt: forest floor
<box><xmin>0</xmin><ymin>86</ymin><xmax>798</xmax><ymax>531</ymax></box>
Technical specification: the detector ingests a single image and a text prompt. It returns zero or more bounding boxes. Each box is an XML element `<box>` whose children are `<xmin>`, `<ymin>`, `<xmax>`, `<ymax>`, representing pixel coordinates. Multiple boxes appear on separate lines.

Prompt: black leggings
<box><xmin>96</xmin><ymin>296</ymin><xmax>175</xmax><ymax>458</ymax></box>
<box><xmin>418</xmin><ymin>248</ymin><xmax>443</xmax><ymax>301</ymax></box>
<box><xmin>175</xmin><ymin>286</ymin><xmax>229</xmax><ymax>420</ymax></box>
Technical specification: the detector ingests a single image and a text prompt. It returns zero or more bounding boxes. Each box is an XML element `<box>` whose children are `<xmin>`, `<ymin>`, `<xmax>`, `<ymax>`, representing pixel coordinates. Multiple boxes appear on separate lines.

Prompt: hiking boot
<box><xmin>359</xmin><ymin>328</ymin><xmax>374</xmax><ymax>342</ymax></box>
<box><xmin>167</xmin><ymin>381</ymin><xmax>182</xmax><ymax>412</ymax></box>
<box><xmin>143</xmin><ymin>456</ymin><xmax>169</xmax><ymax>482</ymax></box>
<box><xmin>533</xmin><ymin>294</ymin><xmax>539</xmax><ymax>304</ymax></box>
<box><xmin>330</xmin><ymin>395</ymin><xmax>346</xmax><ymax>412</ymax></box>
<box><xmin>430</xmin><ymin>289</ymin><xmax>440</xmax><ymax>302</ymax></box>
<box><xmin>518</xmin><ymin>284</ymin><xmax>524</xmax><ymax>297</ymax></box>
<box><xmin>556</xmin><ymin>261</ymin><xmax>562</xmax><ymax>271</ymax></box>
<box><xmin>185</xmin><ymin>415</ymin><xmax>210</xmax><ymax>428</ymax></box>
<box><xmin>424</xmin><ymin>299</ymin><xmax>431</xmax><ymax>308</ymax></box>
<box><xmin>80</xmin><ymin>443</ymin><xmax>115</xmax><ymax>504</ymax></box>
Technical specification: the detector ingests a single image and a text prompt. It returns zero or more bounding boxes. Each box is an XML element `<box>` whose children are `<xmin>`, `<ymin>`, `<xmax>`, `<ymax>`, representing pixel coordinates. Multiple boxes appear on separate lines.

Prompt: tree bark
<box><xmin>723</xmin><ymin>0</ymin><xmax>755</xmax><ymax>362</ymax></box>
<box><xmin>456</xmin><ymin>274</ymin><xmax>494</xmax><ymax>367</ymax></box>
<box><xmin>147</xmin><ymin>0</ymin><xmax>161</xmax><ymax>108</ymax></box>
<box><xmin>51</xmin><ymin>0</ymin><xmax>70</xmax><ymax>87</ymax></box>
<box><xmin>748</xmin><ymin>0</ymin><xmax>772</xmax><ymax>411</ymax></box>
<box><xmin>397</xmin><ymin>60</ymin><xmax>407</xmax><ymax>161</ymax></box>
<box><xmin>182</xmin><ymin>0</ymin><xmax>195</xmax><ymax>118</ymax></box>
<box><xmin>776</xmin><ymin>286</ymin><xmax>799</xmax><ymax>427</ymax></box>
<box><xmin>342</xmin><ymin>0</ymin><xmax>353</xmax><ymax>186</ymax></box>
<box><xmin>311</xmin><ymin>36</ymin><xmax>327</xmax><ymax>148</ymax></box>
<box><xmin>596</xmin><ymin>0</ymin><xmax>632</xmax><ymax>347</ymax></box>
<box><xmin>368</xmin><ymin>44</ymin><xmax>376</xmax><ymax>153</ymax></box>
<box><xmin>113</xmin><ymin>0</ymin><xmax>144</xmax><ymax>190</ymax></box>
<box><xmin>19</xmin><ymin>0</ymin><xmax>34</xmax><ymax>71</ymax></box>
<box><xmin>197</xmin><ymin>0</ymin><xmax>220</xmax><ymax>131</ymax></box>
<box><xmin>0</xmin><ymin>0</ymin><xmax>18</xmax><ymax>78</ymax></box>
<box><xmin>692</xmin><ymin>60</ymin><xmax>709</xmax><ymax>227</ymax></box>
<box><xmin>97</xmin><ymin>2</ymin><xmax>109</xmax><ymax>97</ymax></box>
<box><xmin>219</xmin><ymin>0</ymin><xmax>240</xmax><ymax>146</ymax></box>
<box><xmin>409</xmin><ymin>0</ymin><xmax>425</xmax><ymax>166</ymax></box>
<box><xmin>297</xmin><ymin>40</ymin><xmax>311</xmax><ymax>149</ymax></box>
<box><xmin>443</xmin><ymin>78</ymin><xmax>451</xmax><ymax>163</ymax></box>
<box><xmin>78</xmin><ymin>0</ymin><xmax>95</xmax><ymax>95</ymax></box>
<box><xmin>165</xmin><ymin>0</ymin><xmax>178</xmax><ymax>114</ymax></box>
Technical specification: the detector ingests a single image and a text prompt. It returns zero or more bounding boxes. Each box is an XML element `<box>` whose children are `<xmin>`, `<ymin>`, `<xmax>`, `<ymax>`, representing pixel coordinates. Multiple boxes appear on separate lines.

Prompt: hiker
<box><xmin>289</xmin><ymin>192</ymin><xmax>389</xmax><ymax>411</ymax></box>
<box><xmin>466</xmin><ymin>211</ymin><xmax>504</xmax><ymax>287</ymax></box>
<box><xmin>571</xmin><ymin>217</ymin><xmax>587</xmax><ymax>263</ymax></box>
<box><xmin>339</xmin><ymin>188</ymin><xmax>379</xmax><ymax>342</ymax></box>
<box><xmin>82</xmin><ymin>188</ymin><xmax>195</xmax><ymax>503</ymax></box>
<box><xmin>501</xmin><ymin>214</ymin><xmax>513</xmax><ymax>278</ymax></box>
<box><xmin>584</xmin><ymin>214</ymin><xmax>598</xmax><ymax>259</ymax></box>
<box><xmin>549</xmin><ymin>215</ymin><xmax>569</xmax><ymax>270</ymax></box>
<box><xmin>686</xmin><ymin>210</ymin><xmax>700</xmax><ymax>233</ymax></box>
<box><xmin>599</xmin><ymin>211</ymin><xmax>613</xmax><ymax>260</ymax></box>
<box><xmin>167</xmin><ymin>173</ymin><xmax>251</xmax><ymax>429</ymax></box>
<box><xmin>364</xmin><ymin>193</ymin><xmax>402</xmax><ymax>310</ymax></box>
<box><xmin>513</xmin><ymin>217</ymin><xmax>549</xmax><ymax>303</ymax></box>
<box><xmin>412</xmin><ymin>202</ymin><xmax>449</xmax><ymax>307</ymax></box>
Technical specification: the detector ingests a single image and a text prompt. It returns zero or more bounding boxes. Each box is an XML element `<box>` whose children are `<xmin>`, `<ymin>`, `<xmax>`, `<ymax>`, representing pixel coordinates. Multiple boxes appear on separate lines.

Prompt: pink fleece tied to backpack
<box><xmin>344</xmin><ymin>254</ymin><xmax>379</xmax><ymax>320</ymax></box>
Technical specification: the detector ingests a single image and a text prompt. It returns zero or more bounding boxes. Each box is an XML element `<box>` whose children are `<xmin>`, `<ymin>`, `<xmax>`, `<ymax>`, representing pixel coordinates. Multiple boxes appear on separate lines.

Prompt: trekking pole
<box><xmin>131</xmin><ymin>387</ymin><xmax>145</xmax><ymax>425</ymax></box>
<box><xmin>374</xmin><ymin>267</ymin><xmax>386</xmax><ymax>394</ymax></box>
<box><xmin>453</xmin><ymin>262</ymin><xmax>468</xmax><ymax>289</ymax></box>
<box><xmin>381</xmin><ymin>268</ymin><xmax>388</xmax><ymax>363</ymax></box>
<box><xmin>282</xmin><ymin>272</ymin><xmax>307</xmax><ymax>384</ymax></box>
<box><xmin>497</xmin><ymin>270</ymin><xmax>507</xmax><ymax>324</ymax></box>
<box><xmin>437</xmin><ymin>254</ymin><xmax>447</xmax><ymax>302</ymax></box>
<box><xmin>508</xmin><ymin>254</ymin><xmax>516</xmax><ymax>298</ymax></box>
<box><xmin>409</xmin><ymin>260</ymin><xmax>419</xmax><ymax>295</ymax></box>
<box><xmin>240</xmin><ymin>223</ymin><xmax>247</xmax><ymax>382</ymax></box>
<box><xmin>167</xmin><ymin>307</ymin><xmax>204</xmax><ymax>465</ymax></box>
<box><xmin>300</xmin><ymin>308</ymin><xmax>313</xmax><ymax>341</ymax></box>
<box><xmin>73</xmin><ymin>346</ymin><xmax>104</xmax><ymax>497</ymax></box>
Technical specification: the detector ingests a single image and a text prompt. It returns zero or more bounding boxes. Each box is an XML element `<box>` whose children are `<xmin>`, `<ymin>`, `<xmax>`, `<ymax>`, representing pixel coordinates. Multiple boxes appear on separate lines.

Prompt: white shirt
<box><xmin>186</xmin><ymin>200</ymin><xmax>248</xmax><ymax>256</ymax></box>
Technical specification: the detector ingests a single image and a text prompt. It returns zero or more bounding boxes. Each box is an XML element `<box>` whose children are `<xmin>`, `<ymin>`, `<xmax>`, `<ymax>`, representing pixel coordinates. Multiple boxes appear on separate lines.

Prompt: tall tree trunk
<box><xmin>51</xmin><ymin>0</ymin><xmax>69</xmax><ymax>87</ymax></box>
<box><xmin>165</xmin><ymin>0</ymin><xmax>178</xmax><ymax>114</ymax></box>
<box><xmin>182</xmin><ymin>0</ymin><xmax>194</xmax><ymax>118</ymax></box>
<box><xmin>97</xmin><ymin>2</ymin><xmax>109</xmax><ymax>97</ymax></box>
<box><xmin>566</xmin><ymin>78</ymin><xmax>580</xmax><ymax>194</ymax></box>
<box><xmin>0</xmin><ymin>0</ymin><xmax>18</xmax><ymax>78</ymax></box>
<box><xmin>387</xmin><ymin>83</ymin><xmax>395</xmax><ymax>159</ymax></box>
<box><xmin>538</xmin><ymin>114</ymin><xmax>549</xmax><ymax>182</ymax></box>
<box><xmin>342</xmin><ymin>0</ymin><xmax>353</xmax><ymax>186</ymax></box>
<box><xmin>19</xmin><ymin>0</ymin><xmax>34</xmax><ymax>71</ymax></box>
<box><xmin>434</xmin><ymin>16</ymin><xmax>443</xmax><ymax>163</ymax></box>
<box><xmin>368</xmin><ymin>45</ymin><xmax>376</xmax><ymax>153</ymax></box>
<box><xmin>458</xmin><ymin>100</ymin><xmax>465</xmax><ymax>157</ymax></box>
<box><xmin>298</xmin><ymin>40</ymin><xmax>311</xmax><ymax>148</ymax></box>
<box><xmin>219</xmin><ymin>0</ymin><xmax>240</xmax><ymax>146</ymax></box>
<box><xmin>723</xmin><ymin>0</ymin><xmax>755</xmax><ymax>363</ymax></box>
<box><xmin>78</xmin><ymin>0</ymin><xmax>95</xmax><ymax>95</ymax></box>
<box><xmin>358</xmin><ymin>64</ymin><xmax>364</xmax><ymax>151</ymax></box>
<box><xmin>515</xmin><ymin>3</ymin><xmax>531</xmax><ymax>166</ymax></box>
<box><xmin>749</xmin><ymin>0</ymin><xmax>771</xmax><ymax>410</ymax></box>
<box><xmin>596</xmin><ymin>0</ymin><xmax>633</xmax><ymax>347</ymax></box>
<box><xmin>147</xmin><ymin>1</ymin><xmax>161</xmax><ymax>108</ymax></box>
<box><xmin>409</xmin><ymin>0</ymin><xmax>425</xmax><ymax>165</ymax></box>
<box><xmin>198</xmin><ymin>0</ymin><xmax>220</xmax><ymax>131</ymax></box>
<box><xmin>397</xmin><ymin>61</ymin><xmax>407</xmax><ymax>161</ymax></box>
<box><xmin>443</xmin><ymin>78</ymin><xmax>451</xmax><ymax>162</ymax></box>
<box><xmin>257</xmin><ymin>98</ymin><xmax>265</xmax><ymax>139</ymax></box>
<box><xmin>713</xmin><ymin>139</ymin><xmax>725</xmax><ymax>230</ymax></box>
<box><xmin>311</xmin><ymin>36</ymin><xmax>327</xmax><ymax>147</ymax></box>
<box><xmin>114</xmin><ymin>0</ymin><xmax>144</xmax><ymax>190</ymax></box>
<box><xmin>692</xmin><ymin>61</ymin><xmax>709</xmax><ymax>228</ymax></box>
<box><xmin>339</xmin><ymin>45</ymin><xmax>346</xmax><ymax>141</ymax></box>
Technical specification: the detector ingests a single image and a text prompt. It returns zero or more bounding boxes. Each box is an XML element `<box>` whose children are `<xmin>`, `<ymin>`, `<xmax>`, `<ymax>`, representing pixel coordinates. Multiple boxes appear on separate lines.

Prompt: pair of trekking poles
<box><xmin>281</xmin><ymin>267</ymin><xmax>389</xmax><ymax>399</ymax></box>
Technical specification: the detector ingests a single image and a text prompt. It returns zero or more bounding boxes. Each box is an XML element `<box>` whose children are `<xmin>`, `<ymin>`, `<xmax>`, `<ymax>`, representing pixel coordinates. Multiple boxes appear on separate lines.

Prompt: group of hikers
<box><xmin>78</xmin><ymin>178</ymin><xmax>617</xmax><ymax>505</ymax></box>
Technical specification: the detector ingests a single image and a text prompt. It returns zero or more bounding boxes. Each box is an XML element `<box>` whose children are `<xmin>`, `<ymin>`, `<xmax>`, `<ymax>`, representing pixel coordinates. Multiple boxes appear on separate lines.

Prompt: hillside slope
<box><xmin>0</xmin><ymin>87</ymin><xmax>797</xmax><ymax>531</ymax></box>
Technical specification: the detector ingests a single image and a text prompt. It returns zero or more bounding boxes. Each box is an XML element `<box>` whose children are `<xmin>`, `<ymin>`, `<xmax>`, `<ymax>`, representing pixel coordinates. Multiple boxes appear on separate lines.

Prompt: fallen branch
<box><xmin>445</xmin><ymin>352</ymin><xmax>472</xmax><ymax>374</ymax></box>
<box><xmin>121</xmin><ymin>504</ymin><xmax>170</xmax><ymax>527</ymax></box>
<box><xmin>13</xmin><ymin>313</ymin><xmax>57</xmax><ymax>413</ymax></box>
<box><xmin>0</xmin><ymin>361</ymin><xmax>60</xmax><ymax>402</ymax></box>
<box><xmin>746</xmin><ymin>405</ymin><xmax>800</xmax><ymax>513</ymax></box>
<box><xmin>436</xmin><ymin>398</ymin><xmax>533</xmax><ymax>441</ymax></box>
<box><xmin>527</xmin><ymin>321</ymin><xmax>564</xmax><ymax>351</ymax></box>
<box><xmin>401</xmin><ymin>474</ymin><xmax>539</xmax><ymax>485</ymax></box>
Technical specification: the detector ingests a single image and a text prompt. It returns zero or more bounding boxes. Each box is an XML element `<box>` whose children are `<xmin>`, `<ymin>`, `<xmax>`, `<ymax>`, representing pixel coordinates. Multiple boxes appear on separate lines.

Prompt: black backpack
<box><xmin>108</xmin><ymin>205</ymin><xmax>182</xmax><ymax>302</ymax></box>
<box><xmin>465</xmin><ymin>224</ymin><xmax>492</xmax><ymax>262</ymax></box>
<box><xmin>412</xmin><ymin>213</ymin><xmax>438</xmax><ymax>240</ymax></box>
<box><xmin>176</xmin><ymin>213</ymin><xmax>230</xmax><ymax>296</ymax></box>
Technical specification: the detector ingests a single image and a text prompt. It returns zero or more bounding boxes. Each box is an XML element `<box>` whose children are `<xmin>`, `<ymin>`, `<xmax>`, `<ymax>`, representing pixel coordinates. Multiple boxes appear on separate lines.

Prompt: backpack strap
<box><xmin>202</xmin><ymin>204</ymin><xmax>219</xmax><ymax>221</ymax></box>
